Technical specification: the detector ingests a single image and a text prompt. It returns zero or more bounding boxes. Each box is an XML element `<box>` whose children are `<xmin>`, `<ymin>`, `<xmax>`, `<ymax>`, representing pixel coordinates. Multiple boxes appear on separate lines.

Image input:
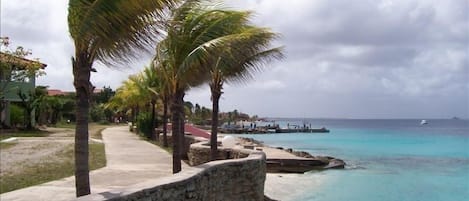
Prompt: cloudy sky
<box><xmin>1</xmin><ymin>0</ymin><xmax>468</xmax><ymax>119</ymax></box>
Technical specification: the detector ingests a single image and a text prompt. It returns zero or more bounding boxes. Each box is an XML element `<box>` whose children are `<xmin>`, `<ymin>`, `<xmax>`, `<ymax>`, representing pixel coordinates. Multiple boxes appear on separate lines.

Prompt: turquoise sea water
<box><xmin>239</xmin><ymin>119</ymin><xmax>469</xmax><ymax>201</ymax></box>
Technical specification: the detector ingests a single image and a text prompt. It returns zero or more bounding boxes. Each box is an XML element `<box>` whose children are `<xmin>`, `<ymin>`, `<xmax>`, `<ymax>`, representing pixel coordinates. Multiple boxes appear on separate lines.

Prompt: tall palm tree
<box><xmin>127</xmin><ymin>75</ymin><xmax>145</xmax><ymax>130</ymax></box>
<box><xmin>140</xmin><ymin>66</ymin><xmax>162</xmax><ymax>140</ymax></box>
<box><xmin>154</xmin><ymin>0</ymin><xmax>262</xmax><ymax>173</ymax></box>
<box><xmin>108</xmin><ymin>76</ymin><xmax>147</xmax><ymax>131</ymax></box>
<box><xmin>208</xmin><ymin>27</ymin><xmax>284</xmax><ymax>160</ymax></box>
<box><xmin>68</xmin><ymin>0</ymin><xmax>176</xmax><ymax>196</ymax></box>
<box><xmin>152</xmin><ymin>65</ymin><xmax>171</xmax><ymax>147</ymax></box>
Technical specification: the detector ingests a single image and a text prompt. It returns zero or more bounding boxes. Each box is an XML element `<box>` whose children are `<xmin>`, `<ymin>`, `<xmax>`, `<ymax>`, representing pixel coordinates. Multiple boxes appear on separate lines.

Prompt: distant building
<box><xmin>93</xmin><ymin>88</ymin><xmax>103</xmax><ymax>94</ymax></box>
<box><xmin>46</xmin><ymin>88</ymin><xmax>103</xmax><ymax>96</ymax></box>
<box><xmin>0</xmin><ymin>52</ymin><xmax>46</xmax><ymax>127</ymax></box>
<box><xmin>47</xmin><ymin>89</ymin><xmax>72</xmax><ymax>96</ymax></box>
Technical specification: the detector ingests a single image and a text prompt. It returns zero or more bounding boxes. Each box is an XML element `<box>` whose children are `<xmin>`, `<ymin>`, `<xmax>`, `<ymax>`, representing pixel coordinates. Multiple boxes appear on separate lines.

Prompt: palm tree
<box><xmin>154</xmin><ymin>0</ymin><xmax>264</xmax><ymax>173</ymax></box>
<box><xmin>207</xmin><ymin>27</ymin><xmax>284</xmax><ymax>160</ymax></box>
<box><xmin>139</xmin><ymin>66</ymin><xmax>163</xmax><ymax>140</ymax></box>
<box><xmin>107</xmin><ymin>76</ymin><xmax>146</xmax><ymax>130</ymax></box>
<box><xmin>152</xmin><ymin>66</ymin><xmax>171</xmax><ymax>147</ymax></box>
<box><xmin>68</xmin><ymin>0</ymin><xmax>176</xmax><ymax>196</ymax></box>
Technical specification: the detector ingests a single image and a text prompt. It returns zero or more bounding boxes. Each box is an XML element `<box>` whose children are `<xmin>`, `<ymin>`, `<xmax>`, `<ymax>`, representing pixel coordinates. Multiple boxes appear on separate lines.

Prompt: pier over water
<box><xmin>219</xmin><ymin>121</ymin><xmax>330</xmax><ymax>134</ymax></box>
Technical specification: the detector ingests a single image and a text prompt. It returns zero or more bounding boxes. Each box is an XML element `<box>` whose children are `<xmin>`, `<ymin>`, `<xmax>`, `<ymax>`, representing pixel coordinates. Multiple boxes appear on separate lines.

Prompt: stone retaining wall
<box><xmin>158</xmin><ymin>133</ymin><xmax>205</xmax><ymax>160</ymax></box>
<box><xmin>76</xmin><ymin>147</ymin><xmax>266</xmax><ymax>201</ymax></box>
<box><xmin>188</xmin><ymin>141</ymin><xmax>251</xmax><ymax>166</ymax></box>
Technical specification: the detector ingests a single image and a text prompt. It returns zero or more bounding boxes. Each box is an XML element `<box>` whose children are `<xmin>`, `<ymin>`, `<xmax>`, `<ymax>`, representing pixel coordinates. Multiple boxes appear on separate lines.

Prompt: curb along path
<box><xmin>0</xmin><ymin>126</ymin><xmax>186</xmax><ymax>201</ymax></box>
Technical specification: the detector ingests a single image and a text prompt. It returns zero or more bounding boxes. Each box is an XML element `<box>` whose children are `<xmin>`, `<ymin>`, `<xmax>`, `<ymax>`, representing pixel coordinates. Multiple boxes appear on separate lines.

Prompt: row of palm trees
<box><xmin>68</xmin><ymin>0</ymin><xmax>282</xmax><ymax>197</ymax></box>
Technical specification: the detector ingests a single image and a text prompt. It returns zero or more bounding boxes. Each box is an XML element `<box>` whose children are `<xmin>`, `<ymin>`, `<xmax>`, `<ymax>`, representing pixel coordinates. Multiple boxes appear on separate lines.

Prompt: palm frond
<box><xmin>152</xmin><ymin>1</ymin><xmax>284</xmax><ymax>95</ymax></box>
<box><xmin>68</xmin><ymin>0</ymin><xmax>178</xmax><ymax>66</ymax></box>
<box><xmin>225</xmin><ymin>47</ymin><xmax>284</xmax><ymax>85</ymax></box>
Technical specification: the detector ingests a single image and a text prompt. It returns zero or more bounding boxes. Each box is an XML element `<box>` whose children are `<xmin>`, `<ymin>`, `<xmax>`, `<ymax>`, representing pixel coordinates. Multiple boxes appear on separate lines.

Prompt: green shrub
<box><xmin>90</xmin><ymin>105</ymin><xmax>105</xmax><ymax>122</ymax></box>
<box><xmin>10</xmin><ymin>104</ymin><xmax>24</xmax><ymax>127</ymax></box>
<box><xmin>137</xmin><ymin>112</ymin><xmax>153</xmax><ymax>139</ymax></box>
<box><xmin>98</xmin><ymin>120</ymin><xmax>110</xmax><ymax>125</ymax></box>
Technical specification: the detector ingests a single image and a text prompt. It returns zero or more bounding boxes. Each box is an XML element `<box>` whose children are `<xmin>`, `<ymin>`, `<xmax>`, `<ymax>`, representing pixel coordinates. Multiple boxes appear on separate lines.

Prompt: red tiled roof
<box><xmin>0</xmin><ymin>52</ymin><xmax>47</xmax><ymax>69</ymax></box>
<box><xmin>47</xmin><ymin>89</ymin><xmax>68</xmax><ymax>96</ymax></box>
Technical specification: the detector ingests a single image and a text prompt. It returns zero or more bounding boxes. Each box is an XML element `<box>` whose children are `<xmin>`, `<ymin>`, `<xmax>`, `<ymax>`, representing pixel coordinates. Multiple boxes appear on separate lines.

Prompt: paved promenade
<box><xmin>0</xmin><ymin>126</ymin><xmax>187</xmax><ymax>201</ymax></box>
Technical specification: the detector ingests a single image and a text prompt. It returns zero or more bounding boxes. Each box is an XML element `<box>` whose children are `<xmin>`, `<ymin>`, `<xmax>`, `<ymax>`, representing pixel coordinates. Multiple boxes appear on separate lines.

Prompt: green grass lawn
<box><xmin>0</xmin><ymin>130</ymin><xmax>49</xmax><ymax>141</ymax></box>
<box><xmin>0</xmin><ymin>124</ymin><xmax>109</xmax><ymax>194</ymax></box>
<box><xmin>56</xmin><ymin>122</ymin><xmax>109</xmax><ymax>139</ymax></box>
<box><xmin>148</xmin><ymin>140</ymin><xmax>173</xmax><ymax>154</ymax></box>
<box><xmin>54</xmin><ymin>121</ymin><xmax>76</xmax><ymax>129</ymax></box>
<box><xmin>89</xmin><ymin>124</ymin><xmax>110</xmax><ymax>139</ymax></box>
<box><xmin>0</xmin><ymin>143</ymin><xmax>106</xmax><ymax>194</ymax></box>
<box><xmin>0</xmin><ymin>142</ymin><xmax>17</xmax><ymax>149</ymax></box>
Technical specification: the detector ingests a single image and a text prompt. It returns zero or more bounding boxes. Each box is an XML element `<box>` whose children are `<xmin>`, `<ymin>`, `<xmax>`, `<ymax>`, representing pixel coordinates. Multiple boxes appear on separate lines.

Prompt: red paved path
<box><xmin>167</xmin><ymin>124</ymin><xmax>211</xmax><ymax>139</ymax></box>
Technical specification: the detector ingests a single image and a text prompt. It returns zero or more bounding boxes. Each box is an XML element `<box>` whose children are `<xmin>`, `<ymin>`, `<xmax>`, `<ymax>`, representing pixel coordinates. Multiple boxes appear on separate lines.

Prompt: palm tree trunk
<box><xmin>135</xmin><ymin>105</ymin><xmax>140</xmax><ymax>135</ymax></box>
<box><xmin>163</xmin><ymin>96</ymin><xmax>168</xmax><ymax>147</ymax></box>
<box><xmin>210</xmin><ymin>85</ymin><xmax>222</xmax><ymax>161</ymax></box>
<box><xmin>25</xmin><ymin>109</ymin><xmax>32</xmax><ymax>130</ymax></box>
<box><xmin>151</xmin><ymin>99</ymin><xmax>157</xmax><ymax>141</ymax></box>
<box><xmin>72</xmin><ymin>56</ymin><xmax>91</xmax><ymax>197</ymax></box>
<box><xmin>178</xmin><ymin>94</ymin><xmax>186</xmax><ymax>159</ymax></box>
<box><xmin>130</xmin><ymin>106</ymin><xmax>136</xmax><ymax>131</ymax></box>
<box><xmin>171</xmin><ymin>89</ymin><xmax>184</xmax><ymax>173</ymax></box>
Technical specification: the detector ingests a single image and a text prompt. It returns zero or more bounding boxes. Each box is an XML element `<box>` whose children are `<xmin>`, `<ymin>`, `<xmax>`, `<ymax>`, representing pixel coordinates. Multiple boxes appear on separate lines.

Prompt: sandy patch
<box><xmin>264</xmin><ymin>173</ymin><xmax>325</xmax><ymax>201</ymax></box>
<box><xmin>44</xmin><ymin>127</ymin><xmax>75</xmax><ymax>137</ymax></box>
<box><xmin>0</xmin><ymin>138</ymin><xmax>73</xmax><ymax>176</ymax></box>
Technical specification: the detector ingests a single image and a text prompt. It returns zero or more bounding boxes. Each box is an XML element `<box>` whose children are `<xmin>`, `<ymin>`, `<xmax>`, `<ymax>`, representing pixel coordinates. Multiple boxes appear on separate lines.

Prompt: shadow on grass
<box><xmin>0</xmin><ymin>130</ymin><xmax>50</xmax><ymax>141</ymax></box>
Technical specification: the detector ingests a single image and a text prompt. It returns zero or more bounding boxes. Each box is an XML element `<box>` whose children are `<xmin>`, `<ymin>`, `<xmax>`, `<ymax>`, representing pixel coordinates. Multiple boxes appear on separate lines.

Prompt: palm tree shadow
<box><xmin>98</xmin><ymin>191</ymin><xmax>124</xmax><ymax>199</ymax></box>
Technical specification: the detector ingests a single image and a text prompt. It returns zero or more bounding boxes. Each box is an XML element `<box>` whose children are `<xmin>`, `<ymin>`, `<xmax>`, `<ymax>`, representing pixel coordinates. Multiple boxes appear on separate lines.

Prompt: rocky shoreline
<box><xmin>238</xmin><ymin>137</ymin><xmax>346</xmax><ymax>173</ymax></box>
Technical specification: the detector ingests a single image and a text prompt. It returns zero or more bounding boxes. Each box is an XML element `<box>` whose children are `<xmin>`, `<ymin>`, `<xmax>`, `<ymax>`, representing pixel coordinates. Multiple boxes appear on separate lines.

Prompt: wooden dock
<box><xmin>219</xmin><ymin>127</ymin><xmax>330</xmax><ymax>134</ymax></box>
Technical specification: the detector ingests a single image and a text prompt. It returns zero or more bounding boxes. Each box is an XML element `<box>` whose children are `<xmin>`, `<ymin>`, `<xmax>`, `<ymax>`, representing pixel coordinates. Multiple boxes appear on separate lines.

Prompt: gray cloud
<box><xmin>1</xmin><ymin>0</ymin><xmax>152</xmax><ymax>91</ymax></box>
<box><xmin>1</xmin><ymin>0</ymin><xmax>467</xmax><ymax>118</ymax></box>
<box><xmin>193</xmin><ymin>0</ymin><xmax>469</xmax><ymax>118</ymax></box>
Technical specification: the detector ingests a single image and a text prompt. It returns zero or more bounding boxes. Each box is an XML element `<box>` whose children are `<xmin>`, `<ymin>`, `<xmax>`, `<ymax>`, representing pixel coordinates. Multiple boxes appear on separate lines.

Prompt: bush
<box><xmin>10</xmin><ymin>104</ymin><xmax>24</xmax><ymax>127</ymax></box>
<box><xmin>98</xmin><ymin>120</ymin><xmax>110</xmax><ymax>125</ymax></box>
<box><xmin>90</xmin><ymin>105</ymin><xmax>105</xmax><ymax>122</ymax></box>
<box><xmin>137</xmin><ymin>112</ymin><xmax>153</xmax><ymax>139</ymax></box>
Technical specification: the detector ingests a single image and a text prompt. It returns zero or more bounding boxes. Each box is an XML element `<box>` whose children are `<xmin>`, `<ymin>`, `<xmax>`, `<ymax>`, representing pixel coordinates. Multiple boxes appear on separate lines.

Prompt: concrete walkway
<box><xmin>0</xmin><ymin>126</ymin><xmax>187</xmax><ymax>201</ymax></box>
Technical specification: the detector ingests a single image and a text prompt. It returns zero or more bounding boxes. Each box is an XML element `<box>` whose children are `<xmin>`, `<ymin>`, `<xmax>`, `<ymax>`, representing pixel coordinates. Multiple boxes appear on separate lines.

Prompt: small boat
<box><xmin>420</xmin><ymin>120</ymin><xmax>428</xmax><ymax>125</ymax></box>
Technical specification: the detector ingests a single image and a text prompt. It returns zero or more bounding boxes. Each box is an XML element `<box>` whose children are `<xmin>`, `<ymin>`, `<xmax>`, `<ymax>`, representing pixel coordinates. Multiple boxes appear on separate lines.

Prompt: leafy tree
<box><xmin>89</xmin><ymin>104</ymin><xmax>105</xmax><ymax>122</ymax></box>
<box><xmin>90</xmin><ymin>87</ymin><xmax>115</xmax><ymax>123</ymax></box>
<box><xmin>206</xmin><ymin>18</ymin><xmax>284</xmax><ymax>161</ymax></box>
<box><xmin>93</xmin><ymin>86</ymin><xmax>114</xmax><ymax>104</ymax></box>
<box><xmin>154</xmin><ymin>0</ymin><xmax>255</xmax><ymax>173</ymax></box>
<box><xmin>154</xmin><ymin>0</ymin><xmax>282</xmax><ymax>169</ymax></box>
<box><xmin>106</xmin><ymin>75</ymin><xmax>148</xmax><ymax>132</ymax></box>
<box><xmin>159</xmin><ymin>68</ymin><xmax>171</xmax><ymax>147</ymax></box>
<box><xmin>9</xmin><ymin>104</ymin><xmax>24</xmax><ymax>127</ymax></box>
<box><xmin>0</xmin><ymin>39</ymin><xmax>45</xmax><ymax>84</ymax></box>
<box><xmin>1</xmin><ymin>38</ymin><xmax>46</xmax><ymax>127</ymax></box>
<box><xmin>137</xmin><ymin>112</ymin><xmax>153</xmax><ymax>139</ymax></box>
<box><xmin>67</xmin><ymin>0</ymin><xmax>176</xmax><ymax>196</ymax></box>
<box><xmin>17</xmin><ymin>86</ymin><xmax>48</xmax><ymax>130</ymax></box>
<box><xmin>139</xmin><ymin>66</ymin><xmax>163</xmax><ymax>140</ymax></box>
<box><xmin>184</xmin><ymin>101</ymin><xmax>194</xmax><ymax>117</ymax></box>
<box><xmin>37</xmin><ymin>95</ymin><xmax>65</xmax><ymax>125</ymax></box>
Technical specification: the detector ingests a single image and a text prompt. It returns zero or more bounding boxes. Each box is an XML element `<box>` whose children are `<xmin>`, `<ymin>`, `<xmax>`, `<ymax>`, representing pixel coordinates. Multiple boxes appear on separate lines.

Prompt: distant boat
<box><xmin>420</xmin><ymin>120</ymin><xmax>428</xmax><ymax>125</ymax></box>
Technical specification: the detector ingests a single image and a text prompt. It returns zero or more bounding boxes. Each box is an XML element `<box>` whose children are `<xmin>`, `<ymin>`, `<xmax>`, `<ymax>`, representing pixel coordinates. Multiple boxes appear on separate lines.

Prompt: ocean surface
<box><xmin>238</xmin><ymin>119</ymin><xmax>469</xmax><ymax>201</ymax></box>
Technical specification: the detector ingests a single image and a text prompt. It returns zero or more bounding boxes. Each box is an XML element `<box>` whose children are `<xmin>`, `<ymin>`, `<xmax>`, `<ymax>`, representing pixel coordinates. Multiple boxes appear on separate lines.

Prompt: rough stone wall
<box><xmin>188</xmin><ymin>142</ymin><xmax>250</xmax><ymax>166</ymax></box>
<box><xmin>158</xmin><ymin>133</ymin><xmax>173</xmax><ymax>146</ymax></box>
<box><xmin>182</xmin><ymin>135</ymin><xmax>203</xmax><ymax>160</ymax></box>
<box><xmin>157</xmin><ymin>134</ymin><xmax>205</xmax><ymax>160</ymax></box>
<box><xmin>76</xmin><ymin>151</ymin><xmax>266</xmax><ymax>201</ymax></box>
